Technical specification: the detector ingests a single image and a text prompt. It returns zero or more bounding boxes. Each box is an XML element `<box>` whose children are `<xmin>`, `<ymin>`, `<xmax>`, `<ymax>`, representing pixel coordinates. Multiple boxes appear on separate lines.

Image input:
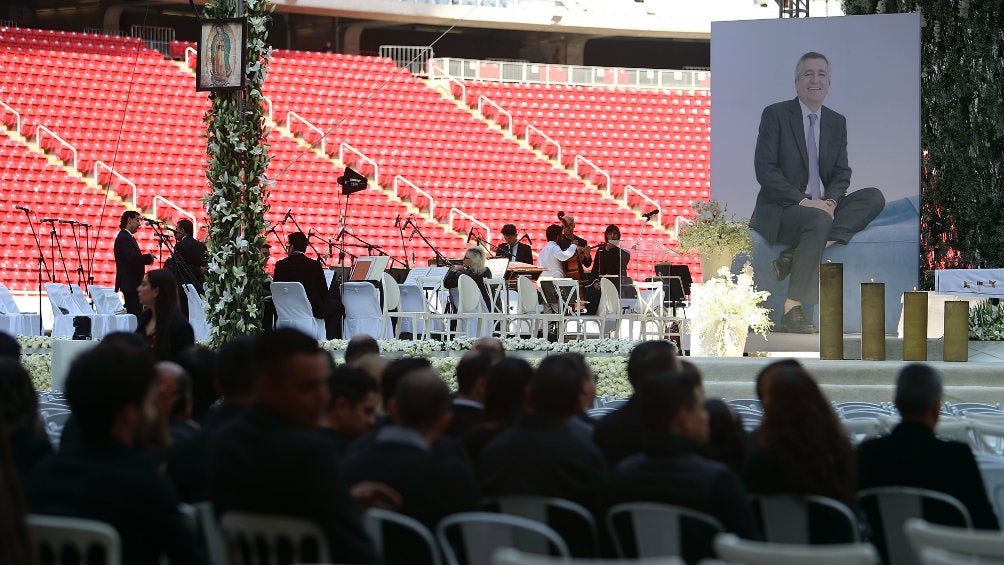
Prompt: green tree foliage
<box><xmin>844</xmin><ymin>0</ymin><xmax>1004</xmax><ymax>274</ymax></box>
<box><xmin>201</xmin><ymin>0</ymin><xmax>273</xmax><ymax>345</ymax></box>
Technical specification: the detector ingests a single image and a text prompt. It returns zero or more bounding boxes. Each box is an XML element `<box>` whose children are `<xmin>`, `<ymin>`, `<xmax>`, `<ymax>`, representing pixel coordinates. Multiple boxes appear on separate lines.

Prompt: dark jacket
<box><xmin>135</xmin><ymin>310</ymin><xmax>196</xmax><ymax>360</ymax></box>
<box><xmin>273</xmin><ymin>252</ymin><xmax>328</xmax><ymax>318</ymax></box>
<box><xmin>496</xmin><ymin>242</ymin><xmax>533</xmax><ymax>264</ymax></box>
<box><xmin>592</xmin><ymin>398</ymin><xmax>647</xmax><ymax>468</ymax></box>
<box><xmin>23</xmin><ymin>438</ymin><xmax>205</xmax><ymax>565</ymax></box>
<box><xmin>207</xmin><ymin>404</ymin><xmax>377</xmax><ymax>565</ymax></box>
<box><xmin>114</xmin><ymin>228</ymin><xmax>154</xmax><ymax>292</ymax></box>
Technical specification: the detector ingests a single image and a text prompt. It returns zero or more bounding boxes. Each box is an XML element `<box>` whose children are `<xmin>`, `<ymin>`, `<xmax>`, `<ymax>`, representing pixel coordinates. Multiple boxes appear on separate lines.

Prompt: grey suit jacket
<box><xmin>750</xmin><ymin>98</ymin><xmax>852</xmax><ymax>243</ymax></box>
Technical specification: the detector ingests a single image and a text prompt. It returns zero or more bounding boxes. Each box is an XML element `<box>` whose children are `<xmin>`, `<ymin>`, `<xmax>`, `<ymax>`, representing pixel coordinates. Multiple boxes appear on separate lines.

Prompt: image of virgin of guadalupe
<box><xmin>208</xmin><ymin>24</ymin><xmax>234</xmax><ymax>86</ymax></box>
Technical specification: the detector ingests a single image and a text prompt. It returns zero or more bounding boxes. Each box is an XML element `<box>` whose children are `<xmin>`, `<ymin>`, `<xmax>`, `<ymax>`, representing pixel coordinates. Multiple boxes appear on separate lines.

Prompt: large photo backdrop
<box><xmin>710</xmin><ymin>13</ymin><xmax>921</xmax><ymax>334</ymax></box>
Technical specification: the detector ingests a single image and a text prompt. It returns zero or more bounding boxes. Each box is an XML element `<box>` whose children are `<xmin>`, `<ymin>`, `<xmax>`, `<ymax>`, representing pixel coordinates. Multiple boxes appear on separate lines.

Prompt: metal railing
<box><xmin>153</xmin><ymin>195</ymin><xmax>196</xmax><ymax>230</ymax></box>
<box><xmin>339</xmin><ymin>143</ymin><xmax>380</xmax><ymax>186</ymax></box>
<box><xmin>94</xmin><ymin>161</ymin><xmax>138</xmax><ymax>205</ymax></box>
<box><xmin>525</xmin><ymin>125</ymin><xmax>561</xmax><ymax>166</ymax></box>
<box><xmin>379</xmin><ymin>45</ymin><xmax>434</xmax><ymax>75</ymax></box>
<box><xmin>428</xmin><ymin>57</ymin><xmax>710</xmax><ymax>91</ymax></box>
<box><xmin>286</xmin><ymin>111</ymin><xmax>326</xmax><ymax>155</ymax></box>
<box><xmin>625</xmin><ymin>185</ymin><xmax>661</xmax><ymax>225</ymax></box>
<box><xmin>130</xmin><ymin>25</ymin><xmax>175</xmax><ymax>58</ymax></box>
<box><xmin>0</xmin><ymin>100</ymin><xmax>20</xmax><ymax>136</ymax></box>
<box><xmin>448</xmin><ymin>208</ymin><xmax>490</xmax><ymax>243</ymax></box>
<box><xmin>393</xmin><ymin>175</ymin><xmax>435</xmax><ymax>219</ymax></box>
<box><xmin>36</xmin><ymin>125</ymin><xmax>77</xmax><ymax>171</ymax></box>
<box><xmin>477</xmin><ymin>95</ymin><xmax>512</xmax><ymax>137</ymax></box>
<box><xmin>573</xmin><ymin>155</ymin><xmax>610</xmax><ymax>194</ymax></box>
<box><xmin>185</xmin><ymin>46</ymin><xmax>197</xmax><ymax>70</ymax></box>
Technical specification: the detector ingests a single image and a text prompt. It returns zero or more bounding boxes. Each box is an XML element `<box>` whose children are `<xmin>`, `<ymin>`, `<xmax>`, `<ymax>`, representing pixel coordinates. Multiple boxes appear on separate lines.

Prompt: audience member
<box><xmin>156</xmin><ymin>361</ymin><xmax>200</xmax><ymax>445</ymax></box>
<box><xmin>324</xmin><ymin>364</ymin><xmax>379</xmax><ymax>455</ymax></box>
<box><xmin>472</xmin><ymin>336</ymin><xmax>505</xmax><ymax>356</ymax></box>
<box><xmin>754</xmin><ymin>358</ymin><xmax>802</xmax><ymax>404</ymax></box>
<box><xmin>174</xmin><ymin>345</ymin><xmax>218</xmax><ymax>424</ymax></box>
<box><xmin>566</xmin><ymin>352</ymin><xmax>599</xmax><ymax>442</ymax></box>
<box><xmin>0</xmin><ymin>357</ymin><xmax>52</xmax><ymax>480</ymax></box>
<box><xmin>857</xmin><ymin>363</ymin><xmax>998</xmax><ymax>529</ymax></box>
<box><xmin>445</xmin><ymin>350</ymin><xmax>497</xmax><ymax>437</ymax></box>
<box><xmin>0</xmin><ymin>422</ymin><xmax>34</xmax><ymax>565</ymax></box>
<box><xmin>342</xmin><ymin>369</ymin><xmax>479</xmax><ymax>530</ymax></box>
<box><xmin>273</xmin><ymin>232</ymin><xmax>328</xmax><ymax>319</ymax></box>
<box><xmin>743</xmin><ymin>364</ymin><xmax>854</xmax><ymax>506</ymax></box>
<box><xmin>23</xmin><ymin>339</ymin><xmax>204</xmax><ymax>565</ymax></box>
<box><xmin>208</xmin><ymin>329</ymin><xmax>377</xmax><ymax>564</ymax></box>
<box><xmin>135</xmin><ymin>268</ymin><xmax>196</xmax><ymax>361</ymax></box>
<box><xmin>462</xmin><ymin>357</ymin><xmax>534</xmax><ymax>466</ymax></box>
<box><xmin>344</xmin><ymin>335</ymin><xmax>380</xmax><ymax>366</ymax></box>
<box><xmin>703</xmin><ymin>397</ymin><xmax>747</xmax><ymax>475</ymax></box>
<box><xmin>593</xmin><ymin>340</ymin><xmax>680</xmax><ymax>467</ymax></box>
<box><xmin>598</xmin><ymin>370</ymin><xmax>759</xmax><ymax>562</ymax></box>
<box><xmin>480</xmin><ymin>353</ymin><xmax>607</xmax><ymax>510</ymax></box>
<box><xmin>166</xmin><ymin>335</ymin><xmax>258</xmax><ymax>502</ymax></box>
<box><xmin>0</xmin><ymin>331</ymin><xmax>20</xmax><ymax>358</ymax></box>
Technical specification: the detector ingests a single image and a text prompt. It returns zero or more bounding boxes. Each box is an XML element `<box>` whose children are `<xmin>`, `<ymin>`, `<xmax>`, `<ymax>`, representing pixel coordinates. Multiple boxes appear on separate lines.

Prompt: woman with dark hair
<box><xmin>703</xmin><ymin>398</ymin><xmax>747</xmax><ymax>474</ymax></box>
<box><xmin>584</xmin><ymin>224</ymin><xmax>631</xmax><ymax>315</ymax></box>
<box><xmin>462</xmin><ymin>357</ymin><xmax>534</xmax><ymax>465</ymax></box>
<box><xmin>135</xmin><ymin>269</ymin><xmax>195</xmax><ymax>361</ymax></box>
<box><xmin>0</xmin><ymin>358</ymin><xmax>52</xmax><ymax>480</ymax></box>
<box><xmin>743</xmin><ymin>365</ymin><xmax>855</xmax><ymax>505</ymax></box>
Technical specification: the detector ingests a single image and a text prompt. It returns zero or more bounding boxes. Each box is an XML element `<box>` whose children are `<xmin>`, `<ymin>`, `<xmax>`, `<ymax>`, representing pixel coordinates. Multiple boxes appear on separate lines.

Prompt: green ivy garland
<box><xmin>201</xmin><ymin>0</ymin><xmax>273</xmax><ymax>346</ymax></box>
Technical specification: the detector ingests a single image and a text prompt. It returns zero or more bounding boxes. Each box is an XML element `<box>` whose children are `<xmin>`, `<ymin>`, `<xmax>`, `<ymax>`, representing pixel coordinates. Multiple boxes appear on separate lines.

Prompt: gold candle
<box><xmin>943</xmin><ymin>300</ymin><xmax>969</xmax><ymax>362</ymax></box>
<box><xmin>819</xmin><ymin>263</ymin><xmax>843</xmax><ymax>360</ymax></box>
<box><xmin>903</xmin><ymin>290</ymin><xmax>929</xmax><ymax>361</ymax></box>
<box><xmin>861</xmin><ymin>281</ymin><xmax>885</xmax><ymax>360</ymax></box>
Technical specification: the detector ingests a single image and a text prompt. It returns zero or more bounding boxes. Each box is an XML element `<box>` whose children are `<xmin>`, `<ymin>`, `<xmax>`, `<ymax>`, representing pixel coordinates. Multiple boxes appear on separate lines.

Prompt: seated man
<box><xmin>23</xmin><ymin>340</ymin><xmax>204</xmax><ymax>565</ymax></box>
<box><xmin>496</xmin><ymin>223</ymin><xmax>533</xmax><ymax>263</ymax></box>
<box><xmin>323</xmin><ymin>364</ymin><xmax>379</xmax><ymax>455</ymax></box>
<box><xmin>342</xmin><ymin>368</ymin><xmax>480</xmax><ymax>530</ymax></box>
<box><xmin>445</xmin><ymin>350</ymin><xmax>500</xmax><ymax>438</ymax></box>
<box><xmin>597</xmin><ymin>369</ymin><xmax>759</xmax><ymax>558</ymax></box>
<box><xmin>480</xmin><ymin>353</ymin><xmax>608</xmax><ymax>511</ymax></box>
<box><xmin>857</xmin><ymin>363</ymin><xmax>998</xmax><ymax>530</ymax></box>
<box><xmin>208</xmin><ymin>328</ymin><xmax>377</xmax><ymax>564</ymax></box>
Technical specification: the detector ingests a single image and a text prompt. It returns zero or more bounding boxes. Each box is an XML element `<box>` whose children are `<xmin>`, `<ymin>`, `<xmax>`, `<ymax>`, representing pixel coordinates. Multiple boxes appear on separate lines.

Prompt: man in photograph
<box><xmin>750</xmin><ymin>51</ymin><xmax>884</xmax><ymax>333</ymax></box>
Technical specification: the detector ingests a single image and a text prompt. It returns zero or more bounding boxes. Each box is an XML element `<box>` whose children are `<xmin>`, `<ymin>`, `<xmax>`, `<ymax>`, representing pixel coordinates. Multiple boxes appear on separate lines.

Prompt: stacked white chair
<box><xmin>44</xmin><ymin>282</ymin><xmax>88</xmax><ymax>338</ymax></box>
<box><xmin>342</xmin><ymin>281</ymin><xmax>388</xmax><ymax>340</ymax></box>
<box><xmin>87</xmin><ymin>285</ymin><xmax>138</xmax><ymax>335</ymax></box>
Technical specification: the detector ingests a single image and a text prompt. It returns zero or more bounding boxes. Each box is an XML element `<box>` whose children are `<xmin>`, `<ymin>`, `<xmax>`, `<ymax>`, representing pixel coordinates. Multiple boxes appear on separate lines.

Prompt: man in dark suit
<box><xmin>272</xmin><ymin>231</ymin><xmax>328</xmax><ymax>319</ymax></box>
<box><xmin>857</xmin><ymin>364</ymin><xmax>998</xmax><ymax>530</ymax></box>
<box><xmin>166</xmin><ymin>219</ymin><xmax>206</xmax><ymax>318</ymax></box>
<box><xmin>114</xmin><ymin>210</ymin><xmax>154</xmax><ymax>316</ymax></box>
<box><xmin>23</xmin><ymin>338</ymin><xmax>205</xmax><ymax>565</ymax></box>
<box><xmin>342</xmin><ymin>368</ymin><xmax>480</xmax><ymax>530</ymax></box>
<box><xmin>495</xmin><ymin>223</ymin><xmax>533</xmax><ymax>263</ymax></box>
<box><xmin>445</xmin><ymin>349</ymin><xmax>499</xmax><ymax>438</ymax></box>
<box><xmin>480</xmin><ymin>353</ymin><xmax>608</xmax><ymax>511</ymax></box>
<box><xmin>598</xmin><ymin>371</ymin><xmax>760</xmax><ymax>562</ymax></box>
<box><xmin>593</xmin><ymin>340</ymin><xmax>679</xmax><ymax>467</ymax></box>
<box><xmin>750</xmin><ymin>52</ymin><xmax>885</xmax><ymax>333</ymax></box>
<box><xmin>208</xmin><ymin>329</ymin><xmax>378</xmax><ymax>565</ymax></box>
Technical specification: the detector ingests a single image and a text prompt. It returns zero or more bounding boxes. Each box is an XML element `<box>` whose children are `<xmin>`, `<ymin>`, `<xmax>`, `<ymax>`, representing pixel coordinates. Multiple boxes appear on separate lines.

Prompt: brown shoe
<box><xmin>776</xmin><ymin>305</ymin><xmax>817</xmax><ymax>333</ymax></box>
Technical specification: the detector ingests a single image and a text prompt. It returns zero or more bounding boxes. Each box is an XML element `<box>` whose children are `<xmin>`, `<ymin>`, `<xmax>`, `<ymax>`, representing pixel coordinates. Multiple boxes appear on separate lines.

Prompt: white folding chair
<box><xmin>713</xmin><ymin>533</ymin><xmax>879</xmax><ymax>565</ymax></box>
<box><xmin>920</xmin><ymin>547</ymin><xmax>1004</xmax><ymax>565</ymax></box>
<box><xmin>605</xmin><ymin>502</ymin><xmax>723</xmax><ymax>561</ymax></box>
<box><xmin>27</xmin><ymin>513</ymin><xmax>122</xmax><ymax>565</ymax></box>
<box><xmin>508</xmin><ymin>275</ymin><xmax>545</xmax><ymax>338</ymax></box>
<box><xmin>341</xmin><ymin>281</ymin><xmax>387</xmax><ymax>340</ymax></box>
<box><xmin>182</xmin><ymin>284</ymin><xmax>211</xmax><ymax>341</ymax></box>
<box><xmin>568</xmin><ymin>277</ymin><xmax>622</xmax><ymax>340</ymax></box>
<box><xmin>220</xmin><ymin>511</ymin><xmax>330</xmax><ymax>565</ymax></box>
<box><xmin>857</xmin><ymin>487</ymin><xmax>972</xmax><ymax>565</ymax></box>
<box><xmin>0</xmin><ymin>283</ymin><xmax>42</xmax><ymax>336</ymax></box>
<box><xmin>437</xmin><ymin>511</ymin><xmax>570</xmax><ymax>565</ymax></box>
<box><xmin>904</xmin><ymin>518</ymin><xmax>1004</xmax><ymax>562</ymax></box>
<box><xmin>454</xmin><ymin>274</ymin><xmax>491</xmax><ymax>339</ymax></box>
<box><xmin>271</xmin><ymin>281</ymin><xmax>326</xmax><ymax>340</ymax></box>
<box><xmin>364</xmin><ymin>508</ymin><xmax>442</xmax><ymax>565</ymax></box>
<box><xmin>492</xmin><ymin>547</ymin><xmax>684</xmax><ymax>565</ymax></box>
<box><xmin>748</xmin><ymin>494</ymin><xmax>860</xmax><ymax>544</ymax></box>
<box><xmin>484</xmin><ymin>276</ymin><xmax>509</xmax><ymax>337</ymax></box>
<box><xmin>45</xmin><ymin>282</ymin><xmax>84</xmax><ymax>338</ymax></box>
<box><xmin>389</xmin><ymin>283</ymin><xmax>430</xmax><ymax>339</ymax></box>
<box><xmin>192</xmin><ymin>501</ymin><xmax>229</xmax><ymax>565</ymax></box>
<box><xmin>380</xmin><ymin>272</ymin><xmax>401</xmax><ymax>339</ymax></box>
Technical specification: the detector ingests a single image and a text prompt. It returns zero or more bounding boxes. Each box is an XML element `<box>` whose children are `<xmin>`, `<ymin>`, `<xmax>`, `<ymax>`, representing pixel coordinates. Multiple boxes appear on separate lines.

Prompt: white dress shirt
<box><xmin>538</xmin><ymin>241</ymin><xmax>577</xmax><ymax>279</ymax></box>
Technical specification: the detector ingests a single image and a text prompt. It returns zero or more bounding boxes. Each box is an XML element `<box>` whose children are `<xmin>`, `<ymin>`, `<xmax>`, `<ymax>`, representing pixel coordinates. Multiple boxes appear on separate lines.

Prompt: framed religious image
<box><xmin>196</xmin><ymin>18</ymin><xmax>246</xmax><ymax>91</ymax></box>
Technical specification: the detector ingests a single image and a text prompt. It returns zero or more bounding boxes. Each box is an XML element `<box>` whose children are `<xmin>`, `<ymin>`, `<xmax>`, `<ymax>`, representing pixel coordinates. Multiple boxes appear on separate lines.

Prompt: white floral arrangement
<box><xmin>320</xmin><ymin>337</ymin><xmax>649</xmax><ymax>356</ymax></box>
<box><xmin>697</xmin><ymin>263</ymin><xmax>772</xmax><ymax>355</ymax></box>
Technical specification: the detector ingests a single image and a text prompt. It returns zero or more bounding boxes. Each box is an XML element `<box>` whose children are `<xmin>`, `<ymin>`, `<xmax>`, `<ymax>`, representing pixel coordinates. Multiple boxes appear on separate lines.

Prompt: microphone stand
<box><xmin>62</xmin><ymin>221</ymin><xmax>88</xmax><ymax>293</ymax></box>
<box><xmin>398</xmin><ymin>216</ymin><xmax>413</xmax><ymax>269</ymax></box>
<box><xmin>288</xmin><ymin>212</ymin><xmax>327</xmax><ymax>266</ymax></box>
<box><xmin>45</xmin><ymin>220</ymin><xmax>74</xmax><ymax>289</ymax></box>
<box><xmin>408</xmin><ymin>223</ymin><xmax>450</xmax><ymax>267</ymax></box>
<box><xmin>20</xmin><ymin>208</ymin><xmax>51</xmax><ymax>335</ymax></box>
<box><xmin>472</xmin><ymin>230</ymin><xmax>500</xmax><ymax>255</ymax></box>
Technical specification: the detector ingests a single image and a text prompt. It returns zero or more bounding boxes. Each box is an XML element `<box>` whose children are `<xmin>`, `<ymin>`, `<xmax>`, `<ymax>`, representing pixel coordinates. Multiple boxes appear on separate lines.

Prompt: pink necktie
<box><xmin>808</xmin><ymin>113</ymin><xmax>821</xmax><ymax>200</ymax></box>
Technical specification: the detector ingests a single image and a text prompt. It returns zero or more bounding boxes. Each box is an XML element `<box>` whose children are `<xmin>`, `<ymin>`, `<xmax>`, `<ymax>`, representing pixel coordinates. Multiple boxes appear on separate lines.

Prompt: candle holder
<box><xmin>820</xmin><ymin>263</ymin><xmax>843</xmax><ymax>360</ymax></box>
<box><xmin>943</xmin><ymin>300</ymin><xmax>969</xmax><ymax>362</ymax></box>
<box><xmin>861</xmin><ymin>282</ymin><xmax>885</xmax><ymax>360</ymax></box>
<box><xmin>903</xmin><ymin>291</ymin><xmax>928</xmax><ymax>361</ymax></box>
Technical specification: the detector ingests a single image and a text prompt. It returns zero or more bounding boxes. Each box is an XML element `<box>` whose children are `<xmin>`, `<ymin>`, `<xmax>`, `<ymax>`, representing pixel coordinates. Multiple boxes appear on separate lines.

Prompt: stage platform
<box><xmin>694</xmin><ymin>333</ymin><xmax>1004</xmax><ymax>404</ymax></box>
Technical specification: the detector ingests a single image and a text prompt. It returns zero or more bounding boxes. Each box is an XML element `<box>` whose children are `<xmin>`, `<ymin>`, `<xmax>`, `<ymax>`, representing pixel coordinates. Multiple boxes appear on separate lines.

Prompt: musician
<box><xmin>557</xmin><ymin>212</ymin><xmax>591</xmax><ymax>279</ymax></box>
<box><xmin>538</xmin><ymin>224</ymin><xmax>579</xmax><ymax>279</ymax></box>
<box><xmin>495</xmin><ymin>224</ymin><xmax>533</xmax><ymax>264</ymax></box>
<box><xmin>443</xmin><ymin>246</ymin><xmax>493</xmax><ymax>310</ymax></box>
<box><xmin>583</xmin><ymin>224</ymin><xmax>631</xmax><ymax>315</ymax></box>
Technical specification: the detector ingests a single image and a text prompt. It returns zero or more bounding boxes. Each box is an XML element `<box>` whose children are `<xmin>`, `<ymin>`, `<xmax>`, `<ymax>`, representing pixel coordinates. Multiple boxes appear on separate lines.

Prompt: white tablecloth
<box><xmin>935</xmin><ymin>269</ymin><xmax>1004</xmax><ymax>298</ymax></box>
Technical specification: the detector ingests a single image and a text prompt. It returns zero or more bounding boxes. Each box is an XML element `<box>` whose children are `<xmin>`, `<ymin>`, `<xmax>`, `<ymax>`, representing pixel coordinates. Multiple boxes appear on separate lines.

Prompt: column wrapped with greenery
<box><xmin>201</xmin><ymin>0</ymin><xmax>273</xmax><ymax>345</ymax></box>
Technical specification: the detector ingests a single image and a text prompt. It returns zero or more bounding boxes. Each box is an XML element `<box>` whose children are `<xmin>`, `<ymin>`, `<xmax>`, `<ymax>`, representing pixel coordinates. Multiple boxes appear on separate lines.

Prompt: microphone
<box><xmin>58</xmin><ymin>219</ymin><xmax>74</xmax><ymax>225</ymax></box>
<box><xmin>409</xmin><ymin>227</ymin><xmax>419</xmax><ymax>241</ymax></box>
<box><xmin>412</xmin><ymin>251</ymin><xmax>416</xmax><ymax>264</ymax></box>
<box><xmin>521</xmin><ymin>232</ymin><xmax>533</xmax><ymax>246</ymax></box>
<box><xmin>40</xmin><ymin>218</ymin><xmax>57</xmax><ymax>223</ymax></box>
<box><xmin>76</xmin><ymin>221</ymin><xmax>90</xmax><ymax>227</ymax></box>
<box><xmin>466</xmin><ymin>228</ymin><xmax>474</xmax><ymax>244</ymax></box>
<box><xmin>14</xmin><ymin>205</ymin><xmax>32</xmax><ymax>213</ymax></box>
<box><xmin>642</xmin><ymin>209</ymin><xmax>660</xmax><ymax>220</ymax></box>
<box><xmin>281</xmin><ymin>209</ymin><xmax>292</xmax><ymax>225</ymax></box>
<box><xmin>144</xmin><ymin>217</ymin><xmax>162</xmax><ymax>225</ymax></box>
<box><xmin>394</xmin><ymin>215</ymin><xmax>401</xmax><ymax>228</ymax></box>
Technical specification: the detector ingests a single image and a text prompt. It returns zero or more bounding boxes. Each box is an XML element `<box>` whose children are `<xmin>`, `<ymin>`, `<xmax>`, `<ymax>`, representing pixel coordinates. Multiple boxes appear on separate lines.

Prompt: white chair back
<box><xmin>271</xmin><ymin>282</ymin><xmax>325</xmax><ymax>340</ymax></box>
<box><xmin>0</xmin><ymin>283</ymin><xmax>42</xmax><ymax>336</ymax></box>
<box><xmin>904</xmin><ymin>518</ymin><xmax>1004</xmax><ymax>562</ymax></box>
<box><xmin>27</xmin><ymin>513</ymin><xmax>122</xmax><ymax>565</ymax></box>
<box><xmin>456</xmin><ymin>274</ymin><xmax>490</xmax><ymax>338</ymax></box>
<box><xmin>437</xmin><ymin>511</ymin><xmax>570</xmax><ymax>565</ymax></box>
<box><xmin>220</xmin><ymin>511</ymin><xmax>330</xmax><ymax>565</ymax></box>
<box><xmin>182</xmin><ymin>284</ymin><xmax>211</xmax><ymax>341</ymax></box>
<box><xmin>713</xmin><ymin>533</ymin><xmax>879</xmax><ymax>565</ymax></box>
<box><xmin>394</xmin><ymin>283</ymin><xmax>429</xmax><ymax>338</ymax></box>
<box><xmin>342</xmin><ymin>281</ymin><xmax>386</xmax><ymax>340</ymax></box>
